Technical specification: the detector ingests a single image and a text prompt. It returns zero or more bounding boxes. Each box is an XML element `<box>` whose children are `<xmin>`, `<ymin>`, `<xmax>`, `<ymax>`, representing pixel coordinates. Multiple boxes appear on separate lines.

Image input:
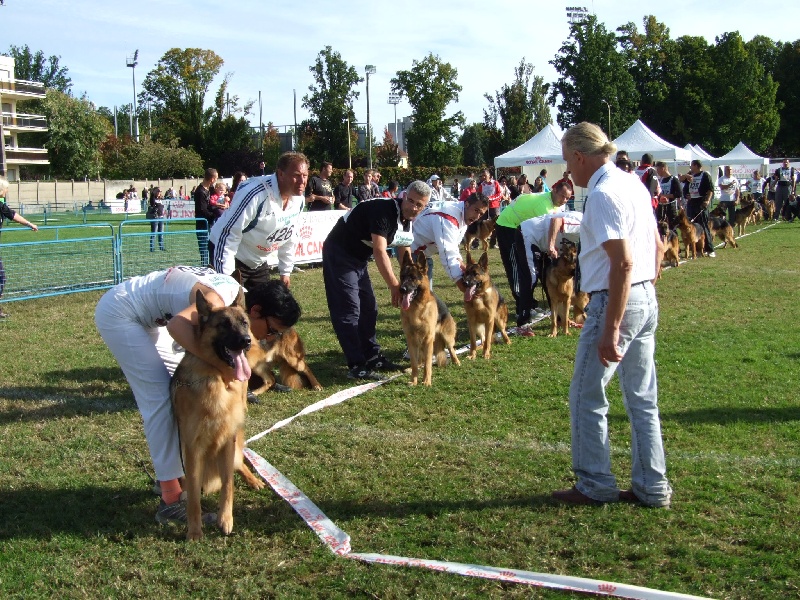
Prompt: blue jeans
<box><xmin>568</xmin><ymin>281</ymin><xmax>672</xmax><ymax>506</ymax></box>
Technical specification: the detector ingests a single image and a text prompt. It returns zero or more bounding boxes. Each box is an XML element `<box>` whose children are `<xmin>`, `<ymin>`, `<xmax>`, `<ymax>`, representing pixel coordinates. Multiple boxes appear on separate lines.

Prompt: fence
<box><xmin>0</xmin><ymin>219</ymin><xmax>207</xmax><ymax>303</ymax></box>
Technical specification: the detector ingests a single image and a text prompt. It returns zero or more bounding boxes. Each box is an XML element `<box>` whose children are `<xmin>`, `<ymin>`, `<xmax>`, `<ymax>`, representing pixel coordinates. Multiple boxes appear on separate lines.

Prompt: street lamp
<box><xmin>388</xmin><ymin>92</ymin><xmax>401</xmax><ymax>151</ymax></box>
<box><xmin>601</xmin><ymin>99</ymin><xmax>611</xmax><ymax>138</ymax></box>
<box><xmin>126</xmin><ymin>50</ymin><xmax>139</xmax><ymax>142</ymax></box>
<box><xmin>365</xmin><ymin>64</ymin><xmax>376</xmax><ymax>169</ymax></box>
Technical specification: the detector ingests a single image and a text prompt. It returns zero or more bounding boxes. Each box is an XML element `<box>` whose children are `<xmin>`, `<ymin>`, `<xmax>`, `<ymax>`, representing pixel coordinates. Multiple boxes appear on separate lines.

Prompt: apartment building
<box><xmin>0</xmin><ymin>54</ymin><xmax>49</xmax><ymax>182</ymax></box>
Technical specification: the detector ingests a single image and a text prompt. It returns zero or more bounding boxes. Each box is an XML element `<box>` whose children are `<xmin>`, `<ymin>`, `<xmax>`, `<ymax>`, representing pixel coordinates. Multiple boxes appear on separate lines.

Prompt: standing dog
<box><xmin>398</xmin><ymin>252</ymin><xmax>460</xmax><ymax>386</ymax></box>
<box><xmin>545</xmin><ymin>240</ymin><xmax>578</xmax><ymax>337</ymax></box>
<box><xmin>658</xmin><ymin>221</ymin><xmax>680</xmax><ymax>269</ymax></box>
<box><xmin>707</xmin><ymin>217</ymin><xmax>739</xmax><ymax>249</ymax></box>
<box><xmin>676</xmin><ymin>209</ymin><xmax>705</xmax><ymax>260</ymax></box>
<box><xmin>171</xmin><ymin>288</ymin><xmax>264</xmax><ymax>541</ymax></box>
<box><xmin>733</xmin><ymin>202</ymin><xmax>757</xmax><ymax>236</ymax></box>
<box><xmin>463</xmin><ymin>217</ymin><xmax>496</xmax><ymax>252</ymax></box>
<box><xmin>462</xmin><ymin>251</ymin><xmax>511</xmax><ymax>359</ymax></box>
<box><xmin>249</xmin><ymin>328</ymin><xmax>323</xmax><ymax>392</ymax></box>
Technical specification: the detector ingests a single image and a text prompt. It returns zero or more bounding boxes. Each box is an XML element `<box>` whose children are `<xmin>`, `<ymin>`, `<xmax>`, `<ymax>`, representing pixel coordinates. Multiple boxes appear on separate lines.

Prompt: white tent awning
<box><xmin>612</xmin><ymin>120</ymin><xmax>691</xmax><ymax>162</ymax></box>
<box><xmin>493</xmin><ymin>123</ymin><xmax>566</xmax><ymax>168</ymax></box>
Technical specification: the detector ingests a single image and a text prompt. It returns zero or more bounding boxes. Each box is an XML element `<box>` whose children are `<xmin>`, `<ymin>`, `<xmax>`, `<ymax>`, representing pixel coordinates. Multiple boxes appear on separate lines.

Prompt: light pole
<box><xmin>365</xmin><ymin>64</ymin><xmax>376</xmax><ymax>169</ymax></box>
<box><xmin>126</xmin><ymin>50</ymin><xmax>139</xmax><ymax>142</ymax></box>
<box><xmin>346</xmin><ymin>117</ymin><xmax>352</xmax><ymax>170</ymax></box>
<box><xmin>601</xmin><ymin>99</ymin><xmax>611</xmax><ymax>138</ymax></box>
<box><xmin>388</xmin><ymin>92</ymin><xmax>401</xmax><ymax>151</ymax></box>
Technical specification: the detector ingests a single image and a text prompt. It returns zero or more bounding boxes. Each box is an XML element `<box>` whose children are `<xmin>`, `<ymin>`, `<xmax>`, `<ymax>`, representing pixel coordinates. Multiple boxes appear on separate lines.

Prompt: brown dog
<box><xmin>249</xmin><ymin>328</ymin><xmax>323</xmax><ymax>393</ymax></box>
<box><xmin>761</xmin><ymin>197</ymin><xmax>775</xmax><ymax>221</ymax></box>
<box><xmin>676</xmin><ymin>209</ymin><xmax>705</xmax><ymax>260</ymax></box>
<box><xmin>658</xmin><ymin>221</ymin><xmax>680</xmax><ymax>269</ymax></box>
<box><xmin>171</xmin><ymin>288</ymin><xmax>265</xmax><ymax>541</ymax></box>
<box><xmin>462</xmin><ymin>251</ymin><xmax>510</xmax><ymax>359</ymax></box>
<box><xmin>463</xmin><ymin>217</ymin><xmax>496</xmax><ymax>252</ymax></box>
<box><xmin>572</xmin><ymin>291</ymin><xmax>589</xmax><ymax>325</ymax></box>
<box><xmin>545</xmin><ymin>240</ymin><xmax>578</xmax><ymax>337</ymax></box>
<box><xmin>734</xmin><ymin>202</ymin><xmax>757</xmax><ymax>236</ymax></box>
<box><xmin>398</xmin><ymin>252</ymin><xmax>460</xmax><ymax>386</ymax></box>
<box><xmin>707</xmin><ymin>217</ymin><xmax>739</xmax><ymax>249</ymax></box>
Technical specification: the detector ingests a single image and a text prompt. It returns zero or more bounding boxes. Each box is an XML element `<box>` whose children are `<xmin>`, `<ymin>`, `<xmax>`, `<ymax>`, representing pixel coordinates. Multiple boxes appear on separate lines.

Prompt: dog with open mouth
<box><xmin>462</xmin><ymin>251</ymin><xmax>510</xmax><ymax>359</ymax></box>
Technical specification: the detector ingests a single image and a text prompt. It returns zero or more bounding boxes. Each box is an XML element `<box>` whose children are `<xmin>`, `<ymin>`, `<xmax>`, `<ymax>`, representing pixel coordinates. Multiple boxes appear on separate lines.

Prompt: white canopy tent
<box><xmin>493</xmin><ymin>123</ymin><xmax>566</xmax><ymax>168</ymax></box>
<box><xmin>612</xmin><ymin>120</ymin><xmax>691</xmax><ymax>162</ymax></box>
<box><xmin>710</xmin><ymin>142</ymin><xmax>769</xmax><ymax>180</ymax></box>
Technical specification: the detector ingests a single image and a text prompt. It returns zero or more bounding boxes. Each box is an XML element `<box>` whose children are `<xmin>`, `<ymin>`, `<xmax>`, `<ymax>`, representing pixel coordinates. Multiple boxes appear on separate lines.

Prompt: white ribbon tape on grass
<box><xmin>246</xmin><ymin>374</ymin><xmax>402</xmax><ymax>444</ymax></box>
<box><xmin>243</xmin><ymin>448</ymin><xmax>712</xmax><ymax>600</ymax></box>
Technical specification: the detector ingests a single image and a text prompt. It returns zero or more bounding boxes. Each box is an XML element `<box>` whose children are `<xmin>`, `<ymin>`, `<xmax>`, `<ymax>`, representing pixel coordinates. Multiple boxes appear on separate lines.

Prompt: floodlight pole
<box><xmin>126</xmin><ymin>50</ymin><xmax>139</xmax><ymax>142</ymax></box>
<box><xmin>365</xmin><ymin>65</ymin><xmax>376</xmax><ymax>169</ymax></box>
<box><xmin>388</xmin><ymin>92</ymin><xmax>401</xmax><ymax>151</ymax></box>
<box><xmin>601</xmin><ymin>99</ymin><xmax>611</xmax><ymax>138</ymax></box>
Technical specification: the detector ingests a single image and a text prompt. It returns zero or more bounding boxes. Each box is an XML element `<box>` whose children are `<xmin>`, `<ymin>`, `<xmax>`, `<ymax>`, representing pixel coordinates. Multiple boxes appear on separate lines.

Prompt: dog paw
<box><xmin>312</xmin><ymin>385</ymin><xmax>323</xmax><ymax>391</ymax></box>
<box><xmin>217</xmin><ymin>514</ymin><xmax>234</xmax><ymax>536</ymax></box>
<box><xmin>186</xmin><ymin>528</ymin><xmax>203</xmax><ymax>541</ymax></box>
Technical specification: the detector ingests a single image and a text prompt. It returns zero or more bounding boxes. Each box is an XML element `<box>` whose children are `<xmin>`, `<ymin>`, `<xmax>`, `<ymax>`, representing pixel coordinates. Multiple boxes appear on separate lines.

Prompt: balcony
<box><xmin>2</xmin><ymin>112</ymin><xmax>48</xmax><ymax>132</ymax></box>
<box><xmin>0</xmin><ymin>78</ymin><xmax>47</xmax><ymax>100</ymax></box>
<box><xmin>4</xmin><ymin>146</ymin><xmax>50</xmax><ymax>165</ymax></box>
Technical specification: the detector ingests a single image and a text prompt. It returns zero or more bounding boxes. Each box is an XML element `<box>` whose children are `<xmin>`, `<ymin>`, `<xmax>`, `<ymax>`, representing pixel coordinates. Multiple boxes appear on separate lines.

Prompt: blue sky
<box><xmin>3</xmin><ymin>0</ymin><xmax>797</xmax><ymax>138</ymax></box>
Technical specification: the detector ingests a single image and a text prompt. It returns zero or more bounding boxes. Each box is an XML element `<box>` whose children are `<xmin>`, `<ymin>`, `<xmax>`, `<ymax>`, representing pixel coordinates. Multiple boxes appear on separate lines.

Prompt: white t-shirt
<box><xmin>717</xmin><ymin>175</ymin><xmax>739</xmax><ymax>203</ymax></box>
<box><xmin>579</xmin><ymin>162</ymin><xmax>657</xmax><ymax>294</ymax></box>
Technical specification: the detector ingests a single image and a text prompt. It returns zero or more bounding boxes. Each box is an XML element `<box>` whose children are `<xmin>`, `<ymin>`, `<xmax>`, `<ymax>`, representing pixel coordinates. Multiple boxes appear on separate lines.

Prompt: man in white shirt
<box><xmin>552</xmin><ymin>122</ymin><xmax>671</xmax><ymax>509</ymax></box>
<box><xmin>717</xmin><ymin>165</ymin><xmax>740</xmax><ymax>225</ymax></box>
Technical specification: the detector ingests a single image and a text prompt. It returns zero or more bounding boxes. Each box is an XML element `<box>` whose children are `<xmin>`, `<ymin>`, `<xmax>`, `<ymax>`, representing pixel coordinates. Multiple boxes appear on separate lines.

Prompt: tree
<box><xmin>550</xmin><ymin>15</ymin><xmax>638</xmax><ymax>136</ymax></box>
<box><xmin>261</xmin><ymin>123</ymin><xmax>283</xmax><ymax>172</ymax></box>
<box><xmin>140</xmin><ymin>48</ymin><xmax>225</xmax><ymax>157</ymax></box>
<box><xmin>459</xmin><ymin>124</ymin><xmax>488</xmax><ymax>167</ymax></box>
<box><xmin>391</xmin><ymin>53</ymin><xmax>464</xmax><ymax>166</ymax></box>
<box><xmin>669</xmin><ymin>36</ymin><xmax>717</xmax><ymax>148</ymax></box>
<box><xmin>5</xmin><ymin>44</ymin><xmax>72</xmax><ymax>92</ymax></box>
<box><xmin>301</xmin><ymin>47</ymin><xmax>362</xmax><ymax>168</ymax></box>
<box><xmin>483</xmin><ymin>58</ymin><xmax>551</xmax><ymax>158</ymax></box>
<box><xmin>771</xmin><ymin>40</ymin><xmax>800</xmax><ymax>155</ymax></box>
<box><xmin>203</xmin><ymin>77</ymin><xmax>258</xmax><ymax>175</ymax></box>
<box><xmin>42</xmin><ymin>90</ymin><xmax>109</xmax><ymax>179</ymax></box>
<box><xmin>101</xmin><ymin>137</ymin><xmax>204</xmax><ymax>179</ymax></box>
<box><xmin>375</xmin><ymin>128</ymin><xmax>399</xmax><ymax>168</ymax></box>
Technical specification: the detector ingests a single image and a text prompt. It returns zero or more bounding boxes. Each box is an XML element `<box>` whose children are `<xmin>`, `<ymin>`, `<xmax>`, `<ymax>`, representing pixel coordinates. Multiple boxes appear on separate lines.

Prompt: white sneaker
<box><xmin>708</xmin><ymin>252</ymin><xmax>716</xmax><ymax>258</ymax></box>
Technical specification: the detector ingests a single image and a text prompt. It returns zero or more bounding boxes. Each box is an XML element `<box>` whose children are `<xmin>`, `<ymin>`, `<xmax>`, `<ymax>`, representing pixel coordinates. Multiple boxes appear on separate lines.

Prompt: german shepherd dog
<box><xmin>249</xmin><ymin>328</ymin><xmax>323</xmax><ymax>393</ymax></box>
<box><xmin>676</xmin><ymin>209</ymin><xmax>705</xmax><ymax>260</ymax></box>
<box><xmin>545</xmin><ymin>239</ymin><xmax>578</xmax><ymax>337</ymax></box>
<box><xmin>734</xmin><ymin>201</ymin><xmax>757</xmax><ymax>236</ymax></box>
<box><xmin>398</xmin><ymin>252</ymin><xmax>460</xmax><ymax>386</ymax></box>
<box><xmin>171</xmin><ymin>288</ymin><xmax>265</xmax><ymax>541</ymax></box>
<box><xmin>707</xmin><ymin>217</ymin><xmax>739</xmax><ymax>249</ymax></box>
<box><xmin>761</xmin><ymin>197</ymin><xmax>775</xmax><ymax>221</ymax></box>
<box><xmin>658</xmin><ymin>221</ymin><xmax>680</xmax><ymax>269</ymax></box>
<box><xmin>463</xmin><ymin>217</ymin><xmax>496</xmax><ymax>252</ymax></box>
<box><xmin>462</xmin><ymin>251</ymin><xmax>511</xmax><ymax>359</ymax></box>
<box><xmin>572</xmin><ymin>291</ymin><xmax>589</xmax><ymax>325</ymax></box>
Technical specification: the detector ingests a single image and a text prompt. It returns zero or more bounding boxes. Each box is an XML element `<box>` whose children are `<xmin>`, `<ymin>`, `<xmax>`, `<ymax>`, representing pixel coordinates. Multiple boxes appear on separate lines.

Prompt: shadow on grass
<box><xmin>663</xmin><ymin>406</ymin><xmax>800</xmax><ymax>425</ymax></box>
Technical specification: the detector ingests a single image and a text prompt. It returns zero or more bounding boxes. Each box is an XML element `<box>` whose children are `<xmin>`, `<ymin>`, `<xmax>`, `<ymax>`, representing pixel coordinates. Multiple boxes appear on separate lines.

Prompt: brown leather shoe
<box><xmin>551</xmin><ymin>486</ymin><xmax>602</xmax><ymax>505</ymax></box>
<box><xmin>618</xmin><ymin>489</ymin><xmax>640</xmax><ymax>503</ymax></box>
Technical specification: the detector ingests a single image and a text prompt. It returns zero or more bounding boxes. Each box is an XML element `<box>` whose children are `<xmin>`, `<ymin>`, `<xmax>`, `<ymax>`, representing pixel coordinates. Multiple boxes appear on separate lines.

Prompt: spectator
<box><xmin>194</xmin><ymin>168</ymin><xmax>219</xmax><ymax>265</ymax></box>
<box><xmin>255</xmin><ymin>160</ymin><xmax>266</xmax><ymax>176</ymax></box>
<box><xmin>428</xmin><ymin>175</ymin><xmax>452</xmax><ymax>203</ymax></box>
<box><xmin>382</xmin><ymin>181</ymin><xmax>400</xmax><ymax>198</ymax></box>
<box><xmin>478</xmin><ymin>169</ymin><xmax>503</xmax><ymax>248</ymax></box>
<box><xmin>146</xmin><ymin>188</ymin><xmax>166</xmax><ymax>252</ymax></box>
<box><xmin>450</xmin><ymin>178</ymin><xmax>461</xmax><ymax>199</ymax></box>
<box><xmin>507</xmin><ymin>175</ymin><xmax>520</xmax><ymax>200</ymax></box>
<box><xmin>209</xmin><ymin>182</ymin><xmax>230</xmax><ymax>224</ymax></box>
<box><xmin>305</xmin><ymin>161</ymin><xmax>335</xmax><ymax>211</ymax></box>
<box><xmin>531</xmin><ymin>176</ymin><xmax>544</xmax><ymax>193</ymax></box>
<box><xmin>717</xmin><ymin>165</ymin><xmax>740</xmax><ymax>225</ymax></box>
<box><xmin>371</xmin><ymin>171</ymin><xmax>382</xmax><ymax>196</ymax></box>
<box><xmin>539</xmin><ymin>168</ymin><xmax>551</xmax><ymax>192</ymax></box>
<box><xmin>0</xmin><ymin>176</ymin><xmax>39</xmax><ymax>318</ymax></box>
<box><xmin>229</xmin><ymin>172</ymin><xmax>247</xmax><ymax>198</ymax></box>
<box><xmin>333</xmin><ymin>169</ymin><xmax>355</xmax><ymax>210</ymax></box>
<box><xmin>356</xmin><ymin>170</ymin><xmax>376</xmax><ymax>203</ymax></box>
<box><xmin>459</xmin><ymin>178</ymin><xmax>477</xmax><ymax>201</ymax></box>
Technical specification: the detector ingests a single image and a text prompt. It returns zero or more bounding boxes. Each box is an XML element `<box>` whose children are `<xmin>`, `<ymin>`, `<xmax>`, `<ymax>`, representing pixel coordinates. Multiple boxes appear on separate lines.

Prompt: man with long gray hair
<box><xmin>552</xmin><ymin>122</ymin><xmax>671</xmax><ymax>508</ymax></box>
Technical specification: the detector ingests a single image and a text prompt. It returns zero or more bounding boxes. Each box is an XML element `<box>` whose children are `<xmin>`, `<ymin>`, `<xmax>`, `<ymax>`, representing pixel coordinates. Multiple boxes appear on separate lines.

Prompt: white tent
<box><xmin>612</xmin><ymin>120</ymin><xmax>691</xmax><ymax>162</ymax></box>
<box><xmin>493</xmin><ymin>123</ymin><xmax>565</xmax><ymax>168</ymax></box>
<box><xmin>710</xmin><ymin>142</ymin><xmax>768</xmax><ymax>168</ymax></box>
<box><xmin>682</xmin><ymin>144</ymin><xmax>716</xmax><ymax>162</ymax></box>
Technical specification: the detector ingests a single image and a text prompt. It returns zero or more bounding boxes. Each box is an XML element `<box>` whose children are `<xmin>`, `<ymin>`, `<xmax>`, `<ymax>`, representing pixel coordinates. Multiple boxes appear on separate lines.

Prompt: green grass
<box><xmin>1</xmin><ymin>222</ymin><xmax>799</xmax><ymax>599</ymax></box>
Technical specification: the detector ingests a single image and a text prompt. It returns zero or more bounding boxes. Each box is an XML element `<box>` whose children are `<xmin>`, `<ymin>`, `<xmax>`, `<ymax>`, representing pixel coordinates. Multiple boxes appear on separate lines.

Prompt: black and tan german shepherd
<box><xmin>462</xmin><ymin>251</ymin><xmax>510</xmax><ymax>359</ymax></box>
<box><xmin>250</xmin><ymin>327</ymin><xmax>323</xmax><ymax>393</ymax></box>
<box><xmin>463</xmin><ymin>217</ymin><xmax>496</xmax><ymax>252</ymax></box>
<box><xmin>398</xmin><ymin>252</ymin><xmax>460</xmax><ymax>386</ymax></box>
<box><xmin>707</xmin><ymin>217</ymin><xmax>739</xmax><ymax>249</ymax></box>
<box><xmin>170</xmin><ymin>288</ymin><xmax>265</xmax><ymax>541</ymax></box>
<box><xmin>658</xmin><ymin>220</ymin><xmax>681</xmax><ymax>269</ymax></box>
<box><xmin>545</xmin><ymin>240</ymin><xmax>578</xmax><ymax>338</ymax></box>
<box><xmin>676</xmin><ymin>209</ymin><xmax>705</xmax><ymax>260</ymax></box>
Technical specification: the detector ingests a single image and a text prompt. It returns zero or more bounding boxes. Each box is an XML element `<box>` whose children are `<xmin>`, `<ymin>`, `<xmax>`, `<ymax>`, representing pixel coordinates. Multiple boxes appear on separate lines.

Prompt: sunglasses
<box><xmin>266</xmin><ymin>327</ymin><xmax>284</xmax><ymax>339</ymax></box>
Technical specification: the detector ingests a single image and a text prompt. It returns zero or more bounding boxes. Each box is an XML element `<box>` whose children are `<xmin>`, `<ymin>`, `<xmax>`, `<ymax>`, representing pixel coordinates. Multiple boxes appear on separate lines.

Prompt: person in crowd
<box><xmin>478</xmin><ymin>169</ymin><xmax>503</xmax><ymax>248</ymax></box>
<box><xmin>450</xmin><ymin>178</ymin><xmax>461</xmax><ymax>199</ymax></box>
<box><xmin>0</xmin><ymin>176</ymin><xmax>39</xmax><ymax>318</ymax></box>
<box><xmin>410</xmin><ymin>191</ymin><xmax>489</xmax><ymax>290</ymax></box>
<box><xmin>774</xmin><ymin>159</ymin><xmax>796</xmax><ymax>221</ymax></box>
<box><xmin>356</xmin><ymin>170</ymin><xmax>376</xmax><ymax>203</ymax></box>
<box><xmin>498</xmin><ymin>176</ymin><xmax>512</xmax><ymax>207</ymax></box>
<box><xmin>382</xmin><ymin>181</ymin><xmax>400</xmax><ymax>198</ymax></box>
<box><xmin>371</xmin><ymin>171</ymin><xmax>382</xmax><ymax>197</ymax></box>
<box><xmin>717</xmin><ymin>165</ymin><xmax>740</xmax><ymax>225</ymax></box>
<box><xmin>229</xmin><ymin>172</ymin><xmax>247</xmax><ymax>198</ymax></box>
<box><xmin>461</xmin><ymin>172</ymin><xmax>476</xmax><ymax>194</ymax></box>
<box><xmin>147</xmin><ymin>187</ymin><xmax>166</xmax><ymax>252</ymax></box>
<box><xmin>334</xmin><ymin>169</ymin><xmax>355</xmax><ymax>210</ymax></box>
<box><xmin>321</xmin><ymin>181</ymin><xmax>429</xmax><ymax>381</ymax></box>
<box><xmin>680</xmin><ymin>160</ymin><xmax>716</xmax><ymax>257</ymax></box>
<box><xmin>749</xmin><ymin>170</ymin><xmax>765</xmax><ymax>202</ymax></box>
<box><xmin>459</xmin><ymin>178</ymin><xmax>477</xmax><ymax>201</ymax></box>
<box><xmin>531</xmin><ymin>176</ymin><xmax>545</xmax><ymax>193</ymax></box>
<box><xmin>209</xmin><ymin>152</ymin><xmax>308</xmax><ymax>290</ymax></box>
<box><xmin>552</xmin><ymin>121</ymin><xmax>671</xmax><ymax>508</ymax></box>
<box><xmin>539</xmin><ymin>168</ymin><xmax>551</xmax><ymax>192</ymax></box>
<box><xmin>209</xmin><ymin>182</ymin><xmax>230</xmax><ymax>224</ymax></box>
<box><xmin>507</xmin><ymin>175</ymin><xmax>520</xmax><ymax>200</ymax></box>
<box><xmin>194</xmin><ymin>168</ymin><xmax>218</xmax><ymax>265</ymax></box>
<box><xmin>178</xmin><ymin>185</ymin><xmax>185</xmax><ymax>201</ymax></box>
<box><xmin>654</xmin><ymin>161</ymin><xmax>682</xmax><ymax>229</ymax></box>
<box><xmin>95</xmin><ymin>267</ymin><xmax>300</xmax><ymax>524</ymax></box>
<box><xmin>494</xmin><ymin>178</ymin><xmax>574</xmax><ymax>328</ymax></box>
<box><xmin>428</xmin><ymin>175</ymin><xmax>452</xmax><ymax>203</ymax></box>
<box><xmin>255</xmin><ymin>160</ymin><xmax>266</xmax><ymax>176</ymax></box>
<box><xmin>305</xmin><ymin>161</ymin><xmax>335</xmax><ymax>211</ymax></box>
<box><xmin>634</xmin><ymin>153</ymin><xmax>661</xmax><ymax>212</ymax></box>
<box><xmin>517</xmin><ymin>173</ymin><xmax>533</xmax><ymax>194</ymax></box>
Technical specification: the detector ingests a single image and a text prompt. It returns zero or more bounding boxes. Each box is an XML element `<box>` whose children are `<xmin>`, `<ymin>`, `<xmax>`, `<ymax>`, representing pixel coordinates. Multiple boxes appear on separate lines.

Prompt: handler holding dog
<box><xmin>322</xmin><ymin>181</ymin><xmax>429</xmax><ymax>381</ymax></box>
<box><xmin>95</xmin><ymin>267</ymin><xmax>301</xmax><ymax>525</ymax></box>
<box><xmin>552</xmin><ymin>122</ymin><xmax>671</xmax><ymax>508</ymax></box>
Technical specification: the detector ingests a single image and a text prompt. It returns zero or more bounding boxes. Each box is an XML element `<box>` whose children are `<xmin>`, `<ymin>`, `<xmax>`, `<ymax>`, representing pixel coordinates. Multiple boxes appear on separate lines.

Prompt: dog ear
<box><xmin>195</xmin><ymin>289</ymin><xmax>211</xmax><ymax>323</ymax></box>
<box><xmin>478</xmin><ymin>252</ymin><xmax>489</xmax><ymax>270</ymax></box>
<box><xmin>415</xmin><ymin>251</ymin><xmax>427</xmax><ymax>271</ymax></box>
<box><xmin>465</xmin><ymin>248</ymin><xmax>473</xmax><ymax>264</ymax></box>
<box><xmin>234</xmin><ymin>285</ymin><xmax>246</xmax><ymax>310</ymax></box>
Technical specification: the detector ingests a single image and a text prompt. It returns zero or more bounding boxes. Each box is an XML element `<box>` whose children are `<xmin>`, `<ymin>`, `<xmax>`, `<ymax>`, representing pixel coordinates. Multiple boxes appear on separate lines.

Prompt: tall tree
<box><xmin>140</xmin><ymin>48</ymin><xmax>224</xmax><ymax>157</ymax></box>
<box><xmin>459</xmin><ymin>123</ymin><xmax>488</xmax><ymax>167</ymax></box>
<box><xmin>42</xmin><ymin>90</ymin><xmax>109</xmax><ymax>179</ymax></box>
<box><xmin>375</xmin><ymin>128</ymin><xmax>399</xmax><ymax>168</ymax></box>
<box><xmin>550</xmin><ymin>15</ymin><xmax>638</xmax><ymax>136</ymax></box>
<box><xmin>669</xmin><ymin>35</ymin><xmax>717</xmax><ymax>148</ymax></box>
<box><xmin>771</xmin><ymin>40</ymin><xmax>800</xmax><ymax>155</ymax></box>
<box><xmin>301</xmin><ymin>46</ymin><xmax>362</xmax><ymax>168</ymax></box>
<box><xmin>391</xmin><ymin>53</ymin><xmax>464</xmax><ymax>167</ymax></box>
<box><xmin>483</xmin><ymin>58</ymin><xmax>551</xmax><ymax>158</ymax></box>
<box><xmin>5</xmin><ymin>44</ymin><xmax>72</xmax><ymax>92</ymax></box>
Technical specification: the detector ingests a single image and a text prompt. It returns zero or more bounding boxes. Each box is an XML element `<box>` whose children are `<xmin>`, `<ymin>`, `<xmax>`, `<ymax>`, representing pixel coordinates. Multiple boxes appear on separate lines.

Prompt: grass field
<box><xmin>0</xmin><ymin>221</ymin><xmax>798</xmax><ymax>599</ymax></box>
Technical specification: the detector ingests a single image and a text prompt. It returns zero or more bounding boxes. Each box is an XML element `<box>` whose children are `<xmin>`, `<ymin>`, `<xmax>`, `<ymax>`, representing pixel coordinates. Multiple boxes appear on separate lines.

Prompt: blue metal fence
<box><xmin>0</xmin><ymin>219</ymin><xmax>208</xmax><ymax>303</ymax></box>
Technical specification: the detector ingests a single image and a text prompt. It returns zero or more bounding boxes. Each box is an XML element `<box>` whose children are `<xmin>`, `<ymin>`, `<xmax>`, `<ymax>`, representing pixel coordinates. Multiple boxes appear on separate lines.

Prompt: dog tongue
<box><xmin>231</xmin><ymin>349</ymin><xmax>251</xmax><ymax>381</ymax></box>
<box><xmin>401</xmin><ymin>292</ymin><xmax>412</xmax><ymax>311</ymax></box>
<box><xmin>464</xmin><ymin>285</ymin><xmax>476</xmax><ymax>302</ymax></box>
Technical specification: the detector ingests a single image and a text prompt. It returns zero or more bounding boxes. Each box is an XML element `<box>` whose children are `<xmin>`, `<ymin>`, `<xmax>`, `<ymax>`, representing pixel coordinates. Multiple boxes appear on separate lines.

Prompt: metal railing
<box><xmin>2</xmin><ymin>112</ymin><xmax>48</xmax><ymax>129</ymax></box>
<box><xmin>0</xmin><ymin>78</ymin><xmax>47</xmax><ymax>97</ymax></box>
